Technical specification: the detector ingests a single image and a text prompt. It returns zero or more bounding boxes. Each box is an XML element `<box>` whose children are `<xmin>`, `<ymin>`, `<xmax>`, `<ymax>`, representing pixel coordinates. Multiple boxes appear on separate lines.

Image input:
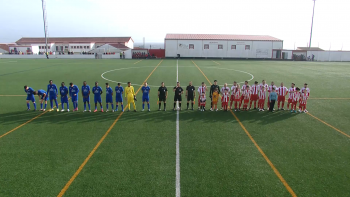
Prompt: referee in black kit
<box><xmin>158</xmin><ymin>82</ymin><xmax>168</xmax><ymax>111</ymax></box>
<box><xmin>173</xmin><ymin>82</ymin><xmax>184</xmax><ymax>110</ymax></box>
<box><xmin>186</xmin><ymin>81</ymin><xmax>195</xmax><ymax>110</ymax></box>
<box><xmin>209</xmin><ymin>80</ymin><xmax>220</xmax><ymax>110</ymax></box>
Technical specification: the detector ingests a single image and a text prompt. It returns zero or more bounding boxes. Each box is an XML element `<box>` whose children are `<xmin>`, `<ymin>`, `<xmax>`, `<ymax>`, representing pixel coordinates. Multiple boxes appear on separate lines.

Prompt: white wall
<box><xmin>9</xmin><ymin>46</ymin><xmax>32</xmax><ymax>54</ymax></box>
<box><xmin>31</xmin><ymin>43</ymin><xmax>54</xmax><ymax>53</ymax></box>
<box><xmin>307</xmin><ymin>51</ymin><xmax>350</xmax><ymax>61</ymax></box>
<box><xmin>165</xmin><ymin>40</ymin><xmax>178</xmax><ymax>57</ymax></box>
<box><xmin>165</xmin><ymin>39</ymin><xmax>282</xmax><ymax>58</ymax></box>
<box><xmin>125</xmin><ymin>40</ymin><xmax>134</xmax><ymax>49</ymax></box>
<box><xmin>0</xmin><ymin>51</ymin><xmax>132</xmax><ymax>59</ymax></box>
<box><xmin>273</xmin><ymin>41</ymin><xmax>283</xmax><ymax>50</ymax></box>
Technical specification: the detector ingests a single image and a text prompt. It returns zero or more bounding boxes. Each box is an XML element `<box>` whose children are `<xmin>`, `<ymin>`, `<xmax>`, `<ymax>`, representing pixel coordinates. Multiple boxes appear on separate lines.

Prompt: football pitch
<box><xmin>1</xmin><ymin>58</ymin><xmax>350</xmax><ymax>197</ymax></box>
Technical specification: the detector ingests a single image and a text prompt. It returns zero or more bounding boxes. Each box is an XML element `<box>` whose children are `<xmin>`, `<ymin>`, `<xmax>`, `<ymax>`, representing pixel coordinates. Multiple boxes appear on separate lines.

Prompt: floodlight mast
<box><xmin>309</xmin><ymin>0</ymin><xmax>316</xmax><ymax>48</ymax></box>
<box><xmin>41</xmin><ymin>0</ymin><xmax>48</xmax><ymax>55</ymax></box>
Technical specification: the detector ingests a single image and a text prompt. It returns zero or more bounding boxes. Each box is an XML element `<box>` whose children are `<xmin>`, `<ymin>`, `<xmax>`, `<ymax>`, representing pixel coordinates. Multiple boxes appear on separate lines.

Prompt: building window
<box><xmin>84</xmin><ymin>46</ymin><xmax>86</xmax><ymax>49</ymax></box>
<box><xmin>231</xmin><ymin>45</ymin><xmax>236</xmax><ymax>50</ymax></box>
<box><xmin>39</xmin><ymin>46</ymin><xmax>41</xmax><ymax>49</ymax></box>
<box><xmin>87</xmin><ymin>46</ymin><xmax>90</xmax><ymax>49</ymax></box>
<box><xmin>204</xmin><ymin>44</ymin><xmax>209</xmax><ymax>49</ymax></box>
<box><xmin>74</xmin><ymin>46</ymin><xmax>76</xmax><ymax>49</ymax></box>
<box><xmin>80</xmin><ymin>46</ymin><xmax>82</xmax><ymax>49</ymax></box>
<box><xmin>48</xmin><ymin>46</ymin><xmax>50</xmax><ymax>49</ymax></box>
<box><xmin>189</xmin><ymin>44</ymin><xmax>194</xmax><ymax>49</ymax></box>
<box><xmin>218</xmin><ymin>44</ymin><xmax>223</xmax><ymax>49</ymax></box>
<box><xmin>65</xmin><ymin>46</ymin><xmax>68</xmax><ymax>49</ymax></box>
<box><xmin>245</xmin><ymin>45</ymin><xmax>250</xmax><ymax>50</ymax></box>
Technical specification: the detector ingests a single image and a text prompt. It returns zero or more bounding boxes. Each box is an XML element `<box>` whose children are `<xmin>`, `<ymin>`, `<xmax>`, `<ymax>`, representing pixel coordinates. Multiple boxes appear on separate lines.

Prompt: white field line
<box><xmin>176</xmin><ymin>59</ymin><xmax>181</xmax><ymax>197</ymax></box>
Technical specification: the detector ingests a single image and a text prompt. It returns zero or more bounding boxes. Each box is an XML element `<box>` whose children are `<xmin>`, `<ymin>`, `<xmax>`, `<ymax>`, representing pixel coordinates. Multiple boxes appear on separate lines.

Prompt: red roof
<box><xmin>16</xmin><ymin>37</ymin><xmax>133</xmax><ymax>44</ymax></box>
<box><xmin>0</xmin><ymin>44</ymin><xmax>9</xmax><ymax>52</ymax></box>
<box><xmin>108</xmin><ymin>43</ymin><xmax>130</xmax><ymax>49</ymax></box>
<box><xmin>165</xmin><ymin>34</ymin><xmax>282</xmax><ymax>41</ymax></box>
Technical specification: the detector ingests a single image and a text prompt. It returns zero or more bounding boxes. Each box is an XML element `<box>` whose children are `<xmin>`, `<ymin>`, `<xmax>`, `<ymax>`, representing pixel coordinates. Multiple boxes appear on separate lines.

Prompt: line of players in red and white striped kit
<box><xmin>217</xmin><ymin>80</ymin><xmax>310</xmax><ymax>113</ymax></box>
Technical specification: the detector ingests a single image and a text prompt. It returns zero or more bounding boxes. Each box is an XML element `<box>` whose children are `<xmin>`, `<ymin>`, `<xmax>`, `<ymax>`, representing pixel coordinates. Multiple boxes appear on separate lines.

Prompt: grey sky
<box><xmin>0</xmin><ymin>0</ymin><xmax>349</xmax><ymax>50</ymax></box>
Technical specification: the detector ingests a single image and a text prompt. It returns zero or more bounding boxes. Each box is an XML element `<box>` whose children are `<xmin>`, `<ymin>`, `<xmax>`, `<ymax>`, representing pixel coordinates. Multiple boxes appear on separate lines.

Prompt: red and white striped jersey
<box><xmin>288</xmin><ymin>87</ymin><xmax>296</xmax><ymax>97</ymax></box>
<box><xmin>259</xmin><ymin>83</ymin><xmax>268</xmax><ymax>91</ymax></box>
<box><xmin>300</xmin><ymin>93</ymin><xmax>308</xmax><ymax>104</ymax></box>
<box><xmin>230</xmin><ymin>85</ymin><xmax>237</xmax><ymax>94</ymax></box>
<box><xmin>277</xmin><ymin>86</ymin><xmax>288</xmax><ymax>96</ymax></box>
<box><xmin>251</xmin><ymin>85</ymin><xmax>259</xmax><ymax>95</ymax></box>
<box><xmin>301</xmin><ymin>87</ymin><xmax>310</xmax><ymax>96</ymax></box>
<box><xmin>241</xmin><ymin>84</ymin><xmax>250</xmax><ymax>90</ymax></box>
<box><xmin>222</xmin><ymin>92</ymin><xmax>230</xmax><ymax>102</ymax></box>
<box><xmin>197</xmin><ymin>86</ymin><xmax>206</xmax><ymax>94</ymax></box>
<box><xmin>200</xmin><ymin>95</ymin><xmax>206</xmax><ymax>102</ymax></box>
<box><xmin>268</xmin><ymin>85</ymin><xmax>277</xmax><ymax>93</ymax></box>
<box><xmin>291</xmin><ymin>92</ymin><xmax>301</xmax><ymax>102</ymax></box>
<box><xmin>221</xmin><ymin>86</ymin><xmax>230</xmax><ymax>94</ymax></box>
<box><xmin>234</xmin><ymin>89</ymin><xmax>241</xmax><ymax>99</ymax></box>
<box><xmin>243</xmin><ymin>90</ymin><xmax>251</xmax><ymax>100</ymax></box>
<box><xmin>258</xmin><ymin>89</ymin><xmax>266</xmax><ymax>100</ymax></box>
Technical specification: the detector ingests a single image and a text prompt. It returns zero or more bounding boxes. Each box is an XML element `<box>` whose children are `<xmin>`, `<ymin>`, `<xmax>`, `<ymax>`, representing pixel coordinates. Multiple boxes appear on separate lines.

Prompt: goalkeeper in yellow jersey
<box><xmin>125</xmin><ymin>82</ymin><xmax>137</xmax><ymax>112</ymax></box>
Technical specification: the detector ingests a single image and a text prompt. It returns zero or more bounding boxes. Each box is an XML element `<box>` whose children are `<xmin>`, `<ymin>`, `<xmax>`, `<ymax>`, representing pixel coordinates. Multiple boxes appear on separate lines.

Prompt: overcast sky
<box><xmin>0</xmin><ymin>0</ymin><xmax>349</xmax><ymax>50</ymax></box>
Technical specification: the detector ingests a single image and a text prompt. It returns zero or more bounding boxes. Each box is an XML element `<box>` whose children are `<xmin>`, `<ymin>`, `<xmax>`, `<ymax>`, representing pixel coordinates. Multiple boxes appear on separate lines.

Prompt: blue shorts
<box><xmin>26</xmin><ymin>95</ymin><xmax>35</xmax><ymax>102</ymax></box>
<box><xmin>115</xmin><ymin>97</ymin><xmax>123</xmax><ymax>103</ymax></box>
<box><xmin>72</xmin><ymin>96</ymin><xmax>78</xmax><ymax>102</ymax></box>
<box><xmin>94</xmin><ymin>97</ymin><xmax>102</xmax><ymax>103</ymax></box>
<box><xmin>49</xmin><ymin>94</ymin><xmax>57</xmax><ymax>100</ymax></box>
<box><xmin>142</xmin><ymin>97</ymin><xmax>149</xmax><ymax>102</ymax></box>
<box><xmin>83</xmin><ymin>96</ymin><xmax>90</xmax><ymax>103</ymax></box>
<box><xmin>41</xmin><ymin>95</ymin><xmax>48</xmax><ymax>101</ymax></box>
<box><xmin>106</xmin><ymin>97</ymin><xmax>113</xmax><ymax>103</ymax></box>
<box><xmin>61</xmin><ymin>96</ymin><xmax>68</xmax><ymax>103</ymax></box>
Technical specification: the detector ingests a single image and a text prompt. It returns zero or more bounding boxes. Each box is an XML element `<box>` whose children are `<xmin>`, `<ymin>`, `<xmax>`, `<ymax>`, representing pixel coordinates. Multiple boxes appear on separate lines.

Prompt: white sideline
<box><xmin>176</xmin><ymin>59</ymin><xmax>181</xmax><ymax>197</ymax></box>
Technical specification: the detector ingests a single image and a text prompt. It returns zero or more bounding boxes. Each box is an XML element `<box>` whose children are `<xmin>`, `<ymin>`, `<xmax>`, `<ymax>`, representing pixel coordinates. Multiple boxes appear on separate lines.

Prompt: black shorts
<box><xmin>187</xmin><ymin>95</ymin><xmax>194</xmax><ymax>101</ymax></box>
<box><xmin>159</xmin><ymin>96</ymin><xmax>166</xmax><ymax>102</ymax></box>
<box><xmin>174</xmin><ymin>95</ymin><xmax>182</xmax><ymax>102</ymax></box>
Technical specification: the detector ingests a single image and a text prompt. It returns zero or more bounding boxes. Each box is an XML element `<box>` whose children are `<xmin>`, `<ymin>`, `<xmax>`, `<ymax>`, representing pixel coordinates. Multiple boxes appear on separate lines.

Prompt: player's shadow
<box><xmin>0</xmin><ymin>111</ymin><xmax>46</xmax><ymax>125</ymax></box>
<box><xmin>0</xmin><ymin>106</ymin><xmax>294</xmax><ymax>127</ymax></box>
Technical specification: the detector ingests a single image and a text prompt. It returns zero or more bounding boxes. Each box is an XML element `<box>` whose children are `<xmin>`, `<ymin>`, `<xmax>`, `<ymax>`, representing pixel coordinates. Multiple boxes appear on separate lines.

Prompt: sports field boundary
<box><xmin>57</xmin><ymin>59</ymin><xmax>163</xmax><ymax>197</ymax></box>
<box><xmin>192</xmin><ymin>59</ymin><xmax>297</xmax><ymax>197</ymax></box>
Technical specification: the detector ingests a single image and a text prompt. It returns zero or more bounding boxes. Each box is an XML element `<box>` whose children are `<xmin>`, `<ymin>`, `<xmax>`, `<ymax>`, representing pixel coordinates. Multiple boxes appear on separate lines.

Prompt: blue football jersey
<box><xmin>25</xmin><ymin>87</ymin><xmax>35</xmax><ymax>96</ymax></box>
<box><xmin>92</xmin><ymin>86</ymin><xmax>102</xmax><ymax>97</ymax></box>
<box><xmin>37</xmin><ymin>89</ymin><xmax>47</xmax><ymax>96</ymax></box>
<box><xmin>115</xmin><ymin>86</ymin><xmax>124</xmax><ymax>97</ymax></box>
<box><xmin>60</xmin><ymin>86</ymin><xmax>68</xmax><ymax>96</ymax></box>
<box><xmin>142</xmin><ymin>86</ymin><xmax>150</xmax><ymax>97</ymax></box>
<box><xmin>69</xmin><ymin>85</ymin><xmax>79</xmax><ymax>96</ymax></box>
<box><xmin>47</xmin><ymin>84</ymin><xmax>58</xmax><ymax>95</ymax></box>
<box><xmin>106</xmin><ymin>87</ymin><xmax>113</xmax><ymax>98</ymax></box>
<box><xmin>82</xmin><ymin>85</ymin><xmax>90</xmax><ymax>97</ymax></box>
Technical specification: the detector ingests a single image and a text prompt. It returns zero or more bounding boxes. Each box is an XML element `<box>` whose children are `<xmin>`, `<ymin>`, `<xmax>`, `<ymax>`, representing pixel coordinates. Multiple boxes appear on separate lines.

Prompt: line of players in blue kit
<box><xmin>24</xmin><ymin>80</ymin><xmax>152</xmax><ymax>112</ymax></box>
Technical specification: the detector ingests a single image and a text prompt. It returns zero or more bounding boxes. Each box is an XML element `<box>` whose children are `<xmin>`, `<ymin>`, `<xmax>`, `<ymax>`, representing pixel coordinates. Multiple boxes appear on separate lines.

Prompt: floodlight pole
<box><xmin>309</xmin><ymin>0</ymin><xmax>316</xmax><ymax>48</ymax></box>
<box><xmin>41</xmin><ymin>0</ymin><xmax>48</xmax><ymax>55</ymax></box>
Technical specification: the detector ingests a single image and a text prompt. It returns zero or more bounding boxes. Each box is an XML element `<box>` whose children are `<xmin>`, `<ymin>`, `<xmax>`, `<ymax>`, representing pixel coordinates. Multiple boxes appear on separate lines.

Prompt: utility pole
<box><xmin>42</xmin><ymin>0</ymin><xmax>48</xmax><ymax>57</ymax></box>
<box><xmin>309</xmin><ymin>0</ymin><xmax>316</xmax><ymax>48</ymax></box>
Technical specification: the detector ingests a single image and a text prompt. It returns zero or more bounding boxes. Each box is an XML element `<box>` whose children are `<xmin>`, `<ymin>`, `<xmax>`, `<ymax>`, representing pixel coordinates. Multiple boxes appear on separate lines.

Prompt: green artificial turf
<box><xmin>0</xmin><ymin>59</ymin><xmax>349</xmax><ymax>196</ymax></box>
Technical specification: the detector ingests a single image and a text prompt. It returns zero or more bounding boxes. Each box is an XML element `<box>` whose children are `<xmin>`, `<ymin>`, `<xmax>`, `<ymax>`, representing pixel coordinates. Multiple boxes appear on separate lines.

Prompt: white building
<box><xmin>12</xmin><ymin>37</ymin><xmax>134</xmax><ymax>54</ymax></box>
<box><xmin>165</xmin><ymin>34</ymin><xmax>283</xmax><ymax>59</ymax></box>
